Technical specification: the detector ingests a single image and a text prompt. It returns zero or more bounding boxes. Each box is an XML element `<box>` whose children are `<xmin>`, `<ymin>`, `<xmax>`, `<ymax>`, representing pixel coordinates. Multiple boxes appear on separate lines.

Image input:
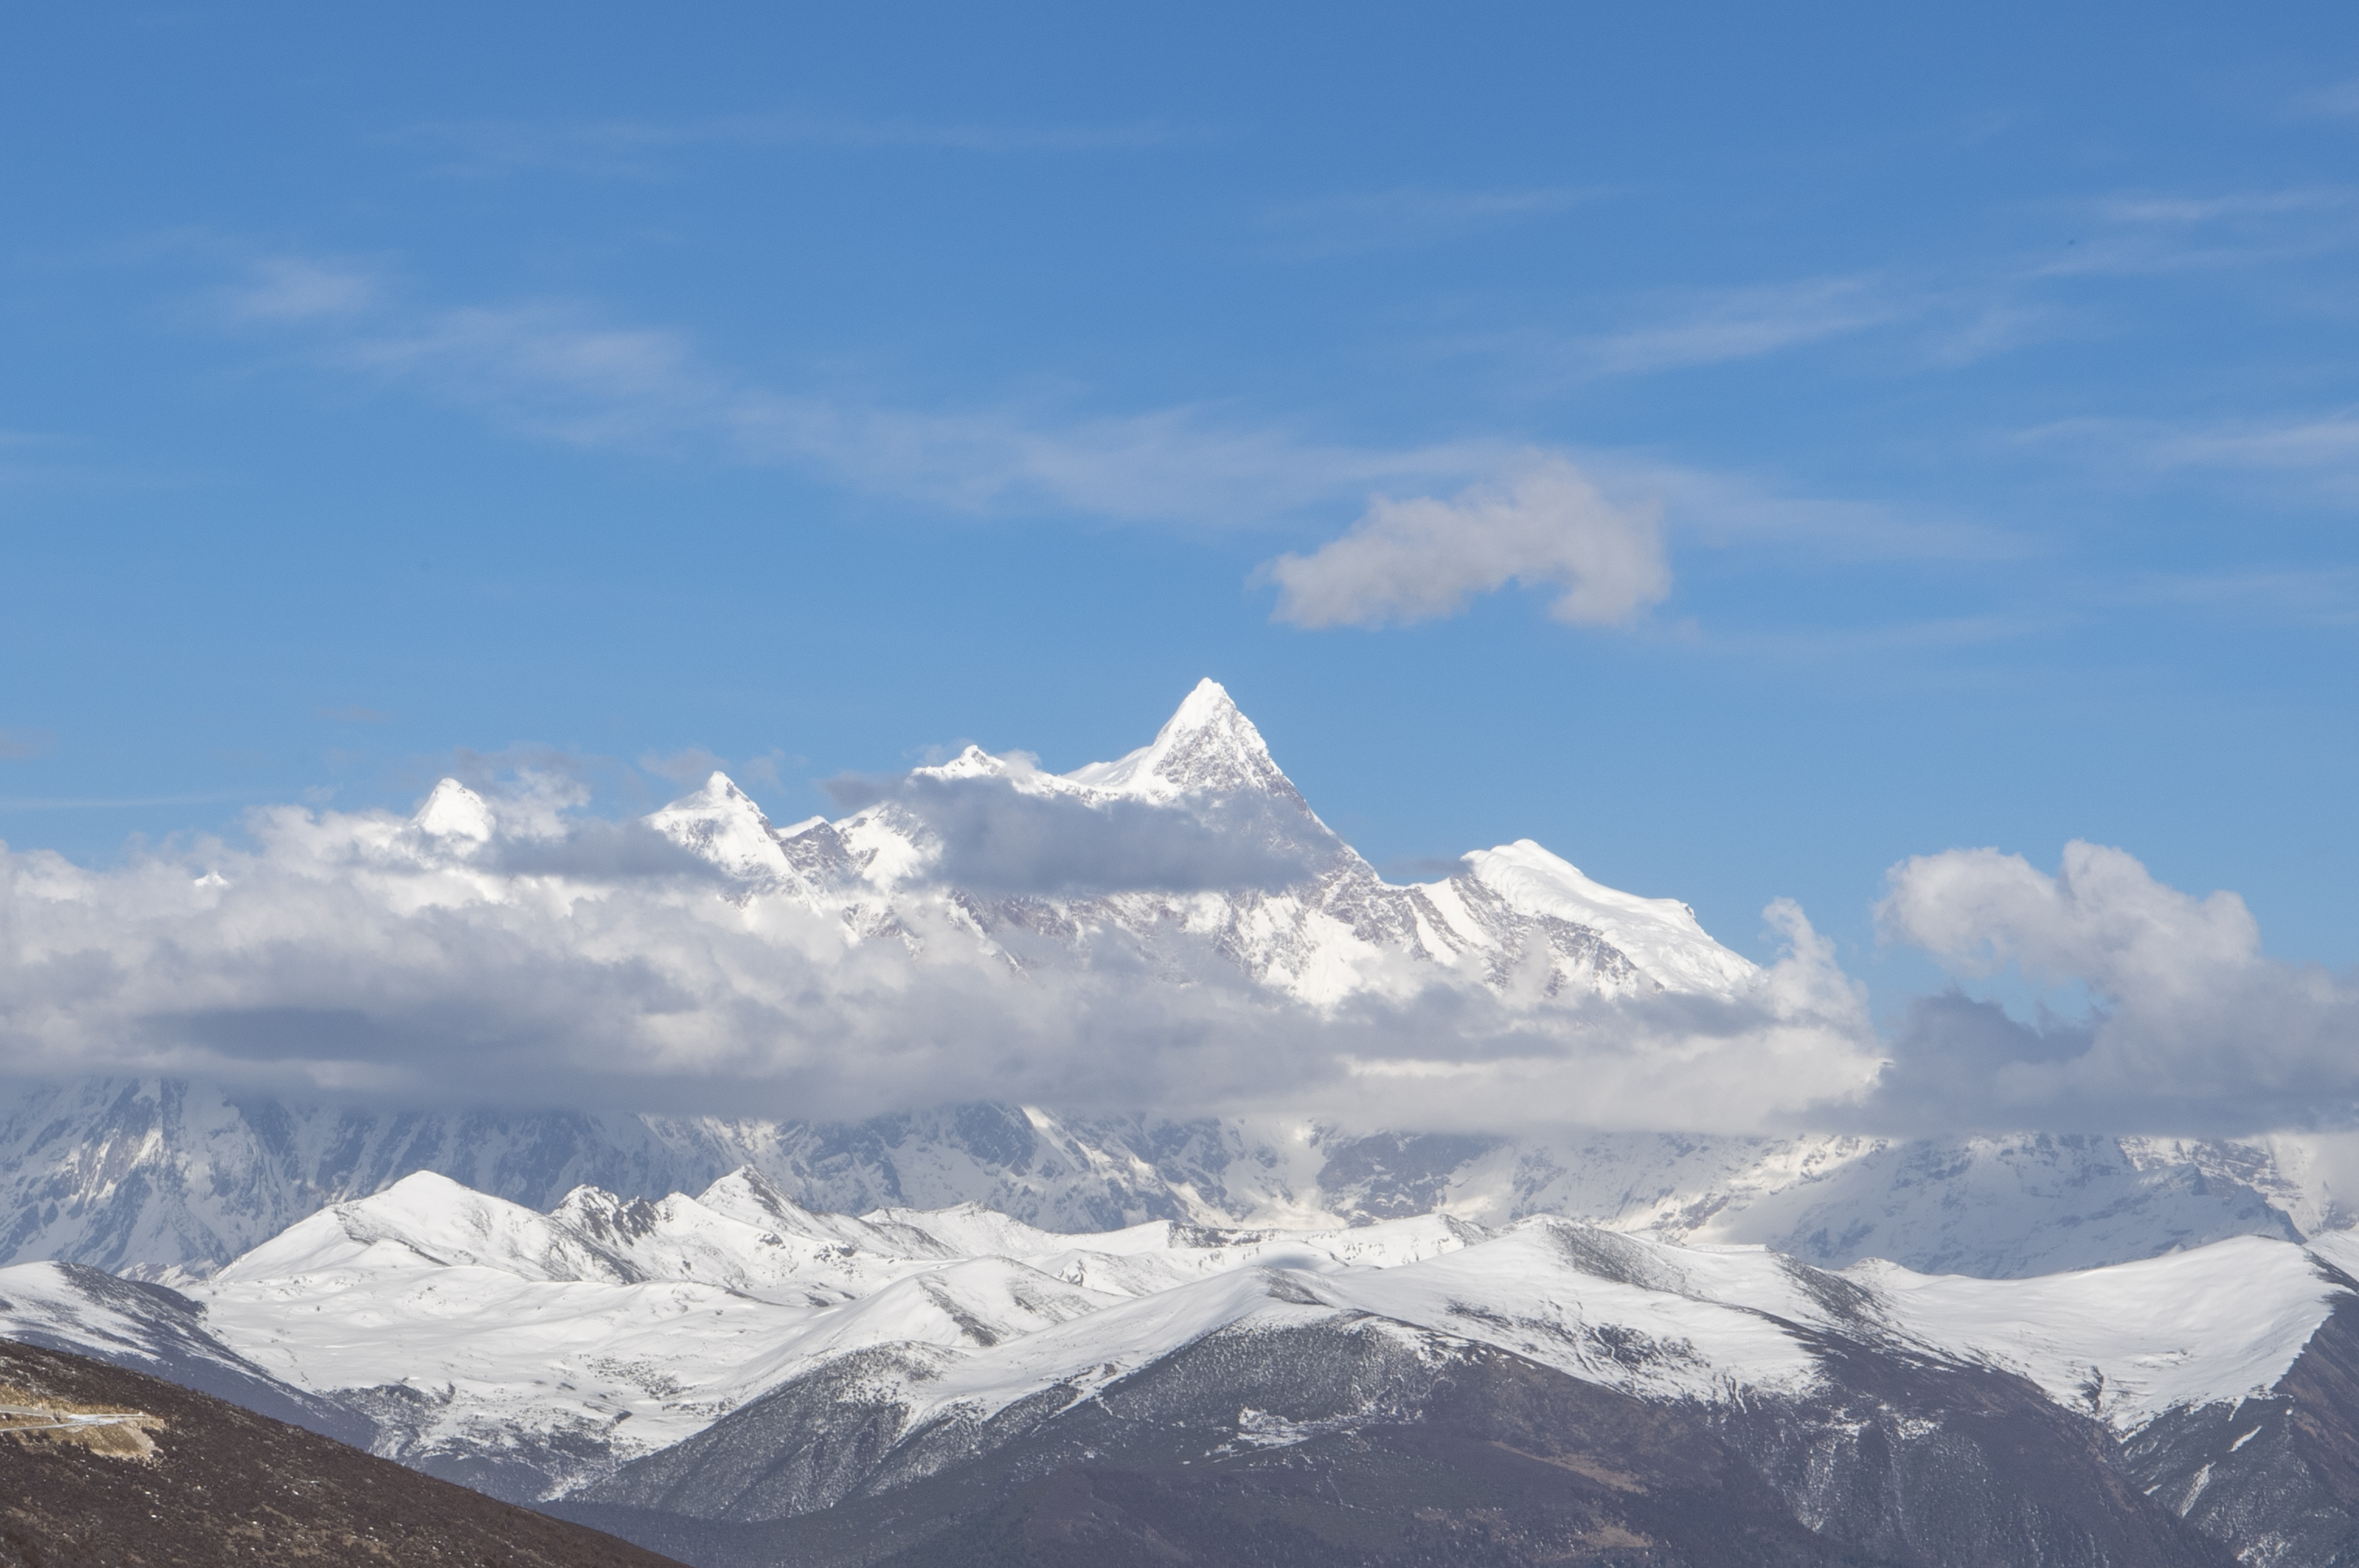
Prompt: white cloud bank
<box><xmin>1872</xmin><ymin>841</ymin><xmax>2359</xmax><ymax>1132</ymax></box>
<box><xmin>1258</xmin><ymin>456</ymin><xmax>1670</xmax><ymax>628</ymax></box>
<box><xmin>0</xmin><ymin>775</ymin><xmax>1874</xmax><ymax>1133</ymax></box>
<box><xmin>5</xmin><ymin>777</ymin><xmax>2352</xmax><ymax>1137</ymax></box>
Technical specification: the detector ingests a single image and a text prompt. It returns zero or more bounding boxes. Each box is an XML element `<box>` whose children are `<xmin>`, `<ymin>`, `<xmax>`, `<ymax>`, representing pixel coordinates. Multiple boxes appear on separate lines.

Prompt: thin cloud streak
<box><xmin>393</xmin><ymin>110</ymin><xmax>1209</xmax><ymax>179</ymax></box>
<box><xmin>1258</xmin><ymin>186</ymin><xmax>1605</xmax><ymax>258</ymax></box>
<box><xmin>0</xmin><ymin>793</ymin><xmax>259</xmax><ymax>810</ymax></box>
<box><xmin>262</xmin><ymin>275</ymin><xmax>1520</xmax><ymax>526</ymax></box>
<box><xmin>2293</xmin><ymin>78</ymin><xmax>2359</xmax><ymax>120</ymax></box>
<box><xmin>1573</xmin><ymin>276</ymin><xmax>1899</xmax><ymax>376</ymax></box>
<box><xmin>2017</xmin><ymin>409</ymin><xmax>2359</xmax><ymax>504</ymax></box>
<box><xmin>201</xmin><ymin>252</ymin><xmax>2080</xmax><ymax>618</ymax></box>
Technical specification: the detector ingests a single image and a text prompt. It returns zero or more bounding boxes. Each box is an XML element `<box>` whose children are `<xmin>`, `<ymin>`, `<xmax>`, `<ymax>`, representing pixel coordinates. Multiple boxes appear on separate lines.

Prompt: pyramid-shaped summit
<box><xmin>1063</xmin><ymin>678</ymin><xmax>1305</xmax><ymax>807</ymax></box>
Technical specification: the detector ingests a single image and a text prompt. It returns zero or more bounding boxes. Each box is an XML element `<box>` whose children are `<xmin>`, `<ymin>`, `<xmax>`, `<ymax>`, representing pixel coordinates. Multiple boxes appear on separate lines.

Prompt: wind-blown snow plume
<box><xmin>1259</xmin><ymin>455</ymin><xmax>1669</xmax><ymax>628</ymax></box>
<box><xmin>1873</xmin><ymin>840</ymin><xmax>2359</xmax><ymax>1130</ymax></box>
<box><xmin>0</xmin><ymin>685</ymin><xmax>1875</xmax><ymax>1129</ymax></box>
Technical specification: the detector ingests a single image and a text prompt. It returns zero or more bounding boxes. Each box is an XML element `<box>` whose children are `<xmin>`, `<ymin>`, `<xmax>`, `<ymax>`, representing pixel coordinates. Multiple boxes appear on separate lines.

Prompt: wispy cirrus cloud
<box><xmin>211</xmin><ymin>255</ymin><xmax>1525</xmax><ymax>526</ymax></box>
<box><xmin>1258</xmin><ymin>186</ymin><xmax>1604</xmax><ymax>258</ymax></box>
<box><xmin>225</xmin><ymin>256</ymin><xmax>382</xmax><ymax>322</ymax></box>
<box><xmin>1578</xmin><ymin>457</ymin><xmax>2031</xmax><ymax>564</ymax></box>
<box><xmin>1449</xmin><ymin>276</ymin><xmax>1912</xmax><ymax>386</ymax></box>
<box><xmin>202</xmin><ymin>251</ymin><xmax>2030</xmax><ymax>630</ymax></box>
<box><xmin>2104</xmin><ymin>567</ymin><xmax>2359</xmax><ymax>627</ymax></box>
<box><xmin>2293</xmin><ymin>77</ymin><xmax>2359</xmax><ymax>120</ymax></box>
<box><xmin>2032</xmin><ymin>186</ymin><xmax>2359</xmax><ymax>278</ymax></box>
<box><xmin>1448</xmin><ymin>180</ymin><xmax>2359</xmax><ymax>390</ymax></box>
<box><xmin>391</xmin><ymin>110</ymin><xmax>1206</xmax><ymax>179</ymax></box>
<box><xmin>2017</xmin><ymin>408</ymin><xmax>2359</xmax><ymax>504</ymax></box>
<box><xmin>1574</xmin><ymin>276</ymin><xmax>1901</xmax><ymax>376</ymax></box>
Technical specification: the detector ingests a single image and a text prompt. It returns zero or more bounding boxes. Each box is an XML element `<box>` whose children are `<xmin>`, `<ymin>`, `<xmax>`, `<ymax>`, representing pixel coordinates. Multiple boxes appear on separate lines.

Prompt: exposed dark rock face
<box><xmin>0</xmin><ymin>1336</ymin><xmax>683</xmax><ymax>1568</ymax></box>
<box><xmin>1717</xmin><ymin>1328</ymin><xmax>2223</xmax><ymax>1568</ymax></box>
<box><xmin>554</xmin><ymin>1317</ymin><xmax>2230</xmax><ymax>1568</ymax></box>
<box><xmin>1317</xmin><ymin>1131</ymin><xmax>1505</xmax><ymax>1222</ymax></box>
<box><xmin>2118</xmin><ymin>1286</ymin><xmax>2359</xmax><ymax>1565</ymax></box>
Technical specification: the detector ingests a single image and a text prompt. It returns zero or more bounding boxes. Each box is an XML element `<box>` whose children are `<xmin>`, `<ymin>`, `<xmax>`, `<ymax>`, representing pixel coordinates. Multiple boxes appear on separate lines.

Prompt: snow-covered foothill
<box><xmin>154</xmin><ymin>1166</ymin><xmax>2359</xmax><ymax>1503</ymax></box>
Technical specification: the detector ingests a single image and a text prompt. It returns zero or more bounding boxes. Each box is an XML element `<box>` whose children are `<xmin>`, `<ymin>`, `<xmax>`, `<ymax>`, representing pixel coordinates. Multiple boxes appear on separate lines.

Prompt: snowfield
<box><xmin>7</xmin><ymin>1167</ymin><xmax>2312</xmax><ymax>1499</ymax></box>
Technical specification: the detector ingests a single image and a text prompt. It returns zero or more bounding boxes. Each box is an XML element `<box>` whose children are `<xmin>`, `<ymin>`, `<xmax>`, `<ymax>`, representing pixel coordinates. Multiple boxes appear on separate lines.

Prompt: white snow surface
<box><xmin>1854</xmin><ymin>1237</ymin><xmax>2347</xmax><ymax>1431</ymax></box>
<box><xmin>175</xmin><ymin>1169</ymin><xmax>2359</xmax><ymax>1494</ymax></box>
<box><xmin>637</xmin><ymin>677</ymin><xmax>1756</xmax><ymax>1004</ymax></box>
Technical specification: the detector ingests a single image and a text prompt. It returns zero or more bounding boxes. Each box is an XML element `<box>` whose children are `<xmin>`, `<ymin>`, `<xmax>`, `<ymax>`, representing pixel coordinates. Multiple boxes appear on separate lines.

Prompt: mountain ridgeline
<box><xmin>7</xmin><ymin>1171</ymin><xmax>2359</xmax><ymax>1566</ymax></box>
<box><xmin>0</xmin><ymin>684</ymin><xmax>2342</xmax><ymax>1282</ymax></box>
<box><xmin>8</xmin><ymin>681</ymin><xmax>2359</xmax><ymax>1565</ymax></box>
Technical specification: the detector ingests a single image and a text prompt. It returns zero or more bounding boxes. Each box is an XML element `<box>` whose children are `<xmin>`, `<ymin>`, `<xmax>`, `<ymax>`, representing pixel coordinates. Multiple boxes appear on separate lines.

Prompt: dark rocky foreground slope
<box><xmin>0</xmin><ymin>1337</ymin><xmax>682</xmax><ymax>1568</ymax></box>
<box><xmin>2114</xmin><ymin>1292</ymin><xmax>2359</xmax><ymax>1567</ymax></box>
<box><xmin>551</xmin><ymin>1317</ymin><xmax>2236</xmax><ymax>1568</ymax></box>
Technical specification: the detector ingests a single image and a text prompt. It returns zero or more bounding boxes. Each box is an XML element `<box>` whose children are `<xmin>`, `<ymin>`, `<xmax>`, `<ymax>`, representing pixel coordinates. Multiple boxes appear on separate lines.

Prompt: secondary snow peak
<box><xmin>415</xmin><ymin>779</ymin><xmax>493</xmax><ymax>842</ymax></box>
<box><xmin>647</xmin><ymin>772</ymin><xmax>793</xmax><ymax>884</ymax></box>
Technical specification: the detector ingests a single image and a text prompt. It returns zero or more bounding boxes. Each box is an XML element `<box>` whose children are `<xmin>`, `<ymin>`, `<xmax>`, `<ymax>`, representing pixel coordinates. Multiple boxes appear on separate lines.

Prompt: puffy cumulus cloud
<box><xmin>1258</xmin><ymin>456</ymin><xmax>1669</xmax><ymax>629</ymax></box>
<box><xmin>1869</xmin><ymin>841</ymin><xmax>2359</xmax><ymax>1131</ymax></box>
<box><xmin>0</xmin><ymin>782</ymin><xmax>1879</xmax><ymax>1131</ymax></box>
<box><xmin>822</xmin><ymin>771</ymin><xmax>1337</xmax><ymax>896</ymax></box>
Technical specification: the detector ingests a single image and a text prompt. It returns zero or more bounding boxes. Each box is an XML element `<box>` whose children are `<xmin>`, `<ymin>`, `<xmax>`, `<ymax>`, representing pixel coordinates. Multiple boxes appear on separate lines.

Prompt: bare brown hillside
<box><xmin>0</xmin><ymin>1337</ymin><xmax>685</xmax><ymax>1568</ymax></box>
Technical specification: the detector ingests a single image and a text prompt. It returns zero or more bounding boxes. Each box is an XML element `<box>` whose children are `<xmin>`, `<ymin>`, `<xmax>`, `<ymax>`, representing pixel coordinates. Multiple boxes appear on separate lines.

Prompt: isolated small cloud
<box><xmin>1868</xmin><ymin>841</ymin><xmax>2359</xmax><ymax>1131</ymax></box>
<box><xmin>0</xmin><ymin>729</ymin><xmax>55</xmax><ymax>760</ymax></box>
<box><xmin>1259</xmin><ymin>456</ymin><xmax>1669</xmax><ymax>629</ymax></box>
<box><xmin>317</xmin><ymin>706</ymin><xmax>390</xmax><ymax>724</ymax></box>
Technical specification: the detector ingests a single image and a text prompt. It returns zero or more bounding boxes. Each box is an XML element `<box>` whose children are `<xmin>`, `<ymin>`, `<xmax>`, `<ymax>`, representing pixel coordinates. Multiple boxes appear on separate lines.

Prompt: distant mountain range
<box><xmin>0</xmin><ymin>1075</ymin><xmax>2330</xmax><ymax>1285</ymax></box>
<box><xmin>8</xmin><ymin>679</ymin><xmax>2359</xmax><ymax>1563</ymax></box>
<box><xmin>0</xmin><ymin>682</ymin><xmax>2340</xmax><ymax>1284</ymax></box>
<box><xmin>6</xmin><ymin>1166</ymin><xmax>2359</xmax><ymax>1566</ymax></box>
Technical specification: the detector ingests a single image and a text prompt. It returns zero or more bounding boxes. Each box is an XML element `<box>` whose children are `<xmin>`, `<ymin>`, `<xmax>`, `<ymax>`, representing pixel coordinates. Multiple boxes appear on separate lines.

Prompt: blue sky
<box><xmin>5</xmin><ymin>0</ymin><xmax>2358</xmax><ymax>1009</ymax></box>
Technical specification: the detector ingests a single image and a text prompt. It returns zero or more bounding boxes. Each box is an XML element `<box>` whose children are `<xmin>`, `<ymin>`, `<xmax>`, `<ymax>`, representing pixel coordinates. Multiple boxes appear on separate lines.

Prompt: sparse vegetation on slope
<box><xmin>0</xmin><ymin>1337</ymin><xmax>685</xmax><ymax>1568</ymax></box>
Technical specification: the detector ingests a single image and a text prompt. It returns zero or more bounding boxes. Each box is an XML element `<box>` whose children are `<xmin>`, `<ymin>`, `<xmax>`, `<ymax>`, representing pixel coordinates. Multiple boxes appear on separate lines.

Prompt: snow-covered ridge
<box><xmin>138</xmin><ymin>1167</ymin><xmax>2356</xmax><ymax>1501</ymax></box>
<box><xmin>494</xmin><ymin>678</ymin><xmax>1755</xmax><ymax>1004</ymax></box>
<box><xmin>2</xmin><ymin>1077</ymin><xmax>2336</xmax><ymax>1283</ymax></box>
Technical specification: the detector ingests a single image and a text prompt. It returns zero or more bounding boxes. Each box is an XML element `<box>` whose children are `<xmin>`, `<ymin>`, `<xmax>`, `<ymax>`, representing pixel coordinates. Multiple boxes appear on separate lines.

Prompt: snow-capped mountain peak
<box><xmin>213</xmin><ymin>1171</ymin><xmax>633</xmax><ymax>1285</ymax></box>
<box><xmin>414</xmin><ymin>779</ymin><xmax>493</xmax><ymax>843</ymax></box>
<box><xmin>45</xmin><ymin>1162</ymin><xmax>2350</xmax><ymax>1555</ymax></box>
<box><xmin>911</xmin><ymin>744</ymin><xmax>1018</xmax><ymax>784</ymax></box>
<box><xmin>645</xmin><ymin>771</ymin><xmax>793</xmax><ymax>883</ymax></box>
<box><xmin>619</xmin><ymin>679</ymin><xmax>1756</xmax><ymax>1002</ymax></box>
<box><xmin>1459</xmin><ymin>840</ymin><xmax>1759</xmax><ymax>994</ymax></box>
<box><xmin>1062</xmin><ymin>678</ymin><xmax>1302</xmax><ymax>806</ymax></box>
